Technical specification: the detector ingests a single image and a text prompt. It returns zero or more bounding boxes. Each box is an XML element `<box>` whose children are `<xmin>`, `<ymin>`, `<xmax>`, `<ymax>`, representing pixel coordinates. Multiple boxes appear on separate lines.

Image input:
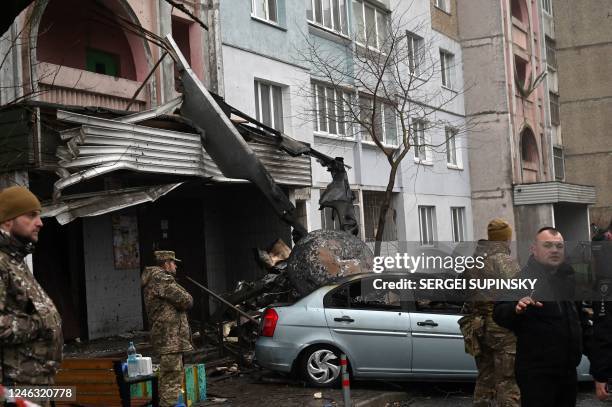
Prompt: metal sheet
<box><xmin>513</xmin><ymin>182</ymin><xmax>597</xmax><ymax>205</ymax></box>
<box><xmin>42</xmin><ymin>183</ymin><xmax>183</xmax><ymax>224</ymax></box>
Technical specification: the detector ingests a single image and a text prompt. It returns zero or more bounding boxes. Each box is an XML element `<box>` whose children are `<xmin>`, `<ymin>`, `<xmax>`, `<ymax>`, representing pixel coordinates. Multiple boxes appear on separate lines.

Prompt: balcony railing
<box><xmin>36</xmin><ymin>62</ymin><xmax>147</xmax><ymax>112</ymax></box>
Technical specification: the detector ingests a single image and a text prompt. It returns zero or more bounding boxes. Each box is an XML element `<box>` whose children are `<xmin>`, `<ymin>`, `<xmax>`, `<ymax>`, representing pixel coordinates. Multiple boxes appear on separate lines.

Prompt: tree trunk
<box><xmin>373</xmin><ymin>163</ymin><xmax>399</xmax><ymax>257</ymax></box>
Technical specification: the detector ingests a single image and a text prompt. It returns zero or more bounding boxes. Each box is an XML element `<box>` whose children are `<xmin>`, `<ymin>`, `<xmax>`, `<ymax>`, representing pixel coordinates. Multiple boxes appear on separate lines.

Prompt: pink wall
<box><xmin>502</xmin><ymin>0</ymin><xmax>548</xmax><ymax>183</ymax></box>
<box><xmin>37</xmin><ymin>0</ymin><xmax>137</xmax><ymax>80</ymax></box>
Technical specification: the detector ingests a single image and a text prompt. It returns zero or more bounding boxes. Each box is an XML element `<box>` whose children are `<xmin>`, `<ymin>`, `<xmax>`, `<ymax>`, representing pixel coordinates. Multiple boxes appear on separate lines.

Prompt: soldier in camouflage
<box><xmin>0</xmin><ymin>186</ymin><xmax>63</xmax><ymax>386</ymax></box>
<box><xmin>462</xmin><ymin>219</ymin><xmax>520</xmax><ymax>407</ymax></box>
<box><xmin>141</xmin><ymin>250</ymin><xmax>193</xmax><ymax>407</ymax></box>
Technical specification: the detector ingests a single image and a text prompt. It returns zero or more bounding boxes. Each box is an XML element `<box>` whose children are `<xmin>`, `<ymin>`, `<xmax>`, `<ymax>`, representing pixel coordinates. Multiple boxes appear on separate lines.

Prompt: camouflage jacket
<box><xmin>141</xmin><ymin>266</ymin><xmax>193</xmax><ymax>355</ymax></box>
<box><xmin>464</xmin><ymin>240</ymin><xmax>520</xmax><ymax>317</ymax></box>
<box><xmin>0</xmin><ymin>232</ymin><xmax>63</xmax><ymax>385</ymax></box>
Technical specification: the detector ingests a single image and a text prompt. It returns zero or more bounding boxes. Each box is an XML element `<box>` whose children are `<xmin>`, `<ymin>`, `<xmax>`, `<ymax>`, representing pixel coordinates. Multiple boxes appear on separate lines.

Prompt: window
<box><xmin>353</xmin><ymin>0</ymin><xmax>389</xmax><ymax>51</ymax></box>
<box><xmin>434</xmin><ymin>0</ymin><xmax>450</xmax><ymax>13</ymax></box>
<box><xmin>418</xmin><ymin>206</ymin><xmax>437</xmax><ymax>246</ymax></box>
<box><xmin>445</xmin><ymin>127</ymin><xmax>458</xmax><ymax>166</ymax></box>
<box><xmin>553</xmin><ymin>146</ymin><xmax>565</xmax><ymax>181</ymax></box>
<box><xmin>252</xmin><ymin>0</ymin><xmax>277</xmax><ymax>23</ymax></box>
<box><xmin>451</xmin><ymin>207</ymin><xmax>466</xmax><ymax>243</ymax></box>
<box><xmin>412</xmin><ymin>119</ymin><xmax>429</xmax><ymax>161</ymax></box>
<box><xmin>359</xmin><ymin>95</ymin><xmax>398</xmax><ymax>145</ymax></box>
<box><xmin>254</xmin><ymin>81</ymin><xmax>284</xmax><ymax>131</ymax></box>
<box><xmin>542</xmin><ymin>0</ymin><xmax>552</xmax><ymax>15</ymax></box>
<box><xmin>325</xmin><ymin>279</ymin><xmax>403</xmax><ymax>311</ymax></box>
<box><xmin>549</xmin><ymin>92</ymin><xmax>560</xmax><ymax>126</ymax></box>
<box><xmin>363</xmin><ymin>191</ymin><xmax>397</xmax><ymax>241</ymax></box>
<box><xmin>545</xmin><ymin>37</ymin><xmax>557</xmax><ymax>70</ymax></box>
<box><xmin>514</xmin><ymin>54</ymin><xmax>529</xmax><ymax>89</ymax></box>
<box><xmin>406</xmin><ymin>32</ymin><xmax>424</xmax><ymax>76</ymax></box>
<box><xmin>86</xmin><ymin>49</ymin><xmax>119</xmax><ymax>76</ymax></box>
<box><xmin>511</xmin><ymin>0</ymin><xmax>527</xmax><ymax>23</ymax></box>
<box><xmin>312</xmin><ymin>83</ymin><xmax>352</xmax><ymax>137</ymax></box>
<box><xmin>307</xmin><ymin>0</ymin><xmax>348</xmax><ymax>35</ymax></box>
<box><xmin>440</xmin><ymin>50</ymin><xmax>454</xmax><ymax>89</ymax></box>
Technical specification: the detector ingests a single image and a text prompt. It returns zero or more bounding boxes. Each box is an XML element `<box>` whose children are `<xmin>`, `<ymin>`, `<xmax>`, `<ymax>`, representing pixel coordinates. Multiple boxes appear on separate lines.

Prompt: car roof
<box><xmin>332</xmin><ymin>271</ymin><xmax>455</xmax><ymax>285</ymax></box>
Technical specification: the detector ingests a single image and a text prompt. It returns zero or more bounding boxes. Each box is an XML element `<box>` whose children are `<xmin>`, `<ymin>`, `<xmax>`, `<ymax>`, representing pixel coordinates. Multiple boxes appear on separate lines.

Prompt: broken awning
<box><xmin>41</xmin><ymin>183</ymin><xmax>183</xmax><ymax>225</ymax></box>
<box><xmin>53</xmin><ymin>109</ymin><xmax>312</xmax><ymax>199</ymax></box>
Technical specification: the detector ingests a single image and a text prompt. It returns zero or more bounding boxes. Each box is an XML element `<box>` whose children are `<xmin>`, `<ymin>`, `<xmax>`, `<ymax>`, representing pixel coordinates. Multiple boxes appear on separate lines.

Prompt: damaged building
<box><xmin>0</xmin><ymin>0</ymin><xmax>313</xmax><ymax>341</ymax></box>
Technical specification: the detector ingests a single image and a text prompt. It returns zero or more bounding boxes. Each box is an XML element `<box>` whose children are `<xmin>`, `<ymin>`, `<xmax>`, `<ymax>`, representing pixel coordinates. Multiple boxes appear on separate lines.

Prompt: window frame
<box><xmin>434</xmin><ymin>0</ymin><xmax>450</xmax><ymax>14</ymax></box>
<box><xmin>363</xmin><ymin>191</ymin><xmax>398</xmax><ymax>242</ymax></box>
<box><xmin>323</xmin><ymin>278</ymin><xmax>407</xmax><ymax>311</ymax></box>
<box><xmin>450</xmin><ymin>207</ymin><xmax>466</xmax><ymax>243</ymax></box>
<box><xmin>412</xmin><ymin>118</ymin><xmax>430</xmax><ymax>163</ymax></box>
<box><xmin>312</xmin><ymin>82</ymin><xmax>353</xmax><ymax>138</ymax></box>
<box><xmin>440</xmin><ymin>49</ymin><xmax>455</xmax><ymax>90</ymax></box>
<box><xmin>549</xmin><ymin>91</ymin><xmax>560</xmax><ymax>126</ymax></box>
<box><xmin>353</xmin><ymin>0</ymin><xmax>389</xmax><ymax>52</ymax></box>
<box><xmin>359</xmin><ymin>95</ymin><xmax>398</xmax><ymax>146</ymax></box>
<box><xmin>445</xmin><ymin>126</ymin><xmax>460</xmax><ymax>168</ymax></box>
<box><xmin>553</xmin><ymin>146</ymin><xmax>565</xmax><ymax>181</ymax></box>
<box><xmin>418</xmin><ymin>205</ymin><xmax>437</xmax><ymax>246</ymax></box>
<box><xmin>542</xmin><ymin>0</ymin><xmax>552</xmax><ymax>15</ymax></box>
<box><xmin>406</xmin><ymin>31</ymin><xmax>424</xmax><ymax>77</ymax></box>
<box><xmin>251</xmin><ymin>0</ymin><xmax>278</xmax><ymax>24</ymax></box>
<box><xmin>254</xmin><ymin>80</ymin><xmax>284</xmax><ymax>132</ymax></box>
<box><xmin>307</xmin><ymin>0</ymin><xmax>349</xmax><ymax>36</ymax></box>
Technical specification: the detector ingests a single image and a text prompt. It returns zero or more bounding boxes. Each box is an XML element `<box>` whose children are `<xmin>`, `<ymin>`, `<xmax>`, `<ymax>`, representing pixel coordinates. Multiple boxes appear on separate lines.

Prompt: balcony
<box><xmin>36</xmin><ymin>62</ymin><xmax>147</xmax><ymax>112</ymax></box>
<box><xmin>511</xmin><ymin>18</ymin><xmax>530</xmax><ymax>54</ymax></box>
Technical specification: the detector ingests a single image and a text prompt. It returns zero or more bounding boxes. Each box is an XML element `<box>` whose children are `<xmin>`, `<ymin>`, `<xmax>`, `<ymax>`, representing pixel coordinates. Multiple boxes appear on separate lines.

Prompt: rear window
<box><xmin>324</xmin><ymin>278</ymin><xmax>406</xmax><ymax>311</ymax></box>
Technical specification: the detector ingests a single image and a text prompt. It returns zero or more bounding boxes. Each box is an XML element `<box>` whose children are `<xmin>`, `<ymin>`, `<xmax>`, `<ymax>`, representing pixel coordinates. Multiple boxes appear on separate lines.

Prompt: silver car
<box><xmin>255</xmin><ymin>273</ymin><xmax>591</xmax><ymax>387</ymax></box>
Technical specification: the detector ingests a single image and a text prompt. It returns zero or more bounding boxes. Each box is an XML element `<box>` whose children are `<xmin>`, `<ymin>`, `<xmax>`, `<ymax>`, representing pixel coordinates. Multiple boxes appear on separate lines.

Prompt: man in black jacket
<box><xmin>589</xmin><ymin>222</ymin><xmax>612</xmax><ymax>400</ymax></box>
<box><xmin>493</xmin><ymin>227</ymin><xmax>583</xmax><ymax>407</ymax></box>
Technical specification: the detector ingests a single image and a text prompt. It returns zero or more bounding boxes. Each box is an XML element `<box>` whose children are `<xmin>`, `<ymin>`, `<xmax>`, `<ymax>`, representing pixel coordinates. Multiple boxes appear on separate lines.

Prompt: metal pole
<box><xmin>341</xmin><ymin>354</ymin><xmax>351</xmax><ymax>406</ymax></box>
<box><xmin>185</xmin><ymin>276</ymin><xmax>258</xmax><ymax>324</ymax></box>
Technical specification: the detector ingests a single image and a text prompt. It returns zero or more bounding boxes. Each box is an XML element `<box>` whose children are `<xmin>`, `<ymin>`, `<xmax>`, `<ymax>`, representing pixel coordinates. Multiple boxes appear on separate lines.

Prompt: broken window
<box><xmin>254</xmin><ymin>80</ymin><xmax>284</xmax><ymax>132</ymax></box>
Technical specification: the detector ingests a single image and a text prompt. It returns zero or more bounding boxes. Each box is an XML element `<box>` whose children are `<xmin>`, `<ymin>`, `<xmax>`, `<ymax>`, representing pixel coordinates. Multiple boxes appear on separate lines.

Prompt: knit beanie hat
<box><xmin>487</xmin><ymin>218</ymin><xmax>512</xmax><ymax>241</ymax></box>
<box><xmin>0</xmin><ymin>186</ymin><xmax>42</xmax><ymax>223</ymax></box>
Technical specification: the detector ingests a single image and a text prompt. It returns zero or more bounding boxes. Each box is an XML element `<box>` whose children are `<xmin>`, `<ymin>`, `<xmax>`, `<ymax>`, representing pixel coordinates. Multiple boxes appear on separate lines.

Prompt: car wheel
<box><xmin>300</xmin><ymin>345</ymin><xmax>343</xmax><ymax>387</ymax></box>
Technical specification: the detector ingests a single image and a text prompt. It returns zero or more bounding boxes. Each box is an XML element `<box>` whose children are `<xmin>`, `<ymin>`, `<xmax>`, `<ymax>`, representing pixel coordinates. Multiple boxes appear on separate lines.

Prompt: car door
<box><xmin>409</xmin><ymin>296</ymin><xmax>477</xmax><ymax>378</ymax></box>
<box><xmin>324</xmin><ymin>276</ymin><xmax>412</xmax><ymax>377</ymax></box>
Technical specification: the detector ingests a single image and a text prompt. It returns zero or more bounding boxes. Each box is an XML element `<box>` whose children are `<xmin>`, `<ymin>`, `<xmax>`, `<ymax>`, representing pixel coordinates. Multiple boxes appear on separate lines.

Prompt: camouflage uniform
<box><xmin>0</xmin><ymin>231</ymin><xmax>63</xmax><ymax>385</ymax></box>
<box><xmin>141</xmin><ymin>251</ymin><xmax>193</xmax><ymax>407</ymax></box>
<box><xmin>463</xmin><ymin>241</ymin><xmax>520</xmax><ymax>407</ymax></box>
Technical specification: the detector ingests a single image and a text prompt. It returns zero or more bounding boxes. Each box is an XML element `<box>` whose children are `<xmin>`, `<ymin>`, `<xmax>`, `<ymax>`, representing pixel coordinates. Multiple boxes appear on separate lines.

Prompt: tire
<box><xmin>299</xmin><ymin>345</ymin><xmax>343</xmax><ymax>387</ymax></box>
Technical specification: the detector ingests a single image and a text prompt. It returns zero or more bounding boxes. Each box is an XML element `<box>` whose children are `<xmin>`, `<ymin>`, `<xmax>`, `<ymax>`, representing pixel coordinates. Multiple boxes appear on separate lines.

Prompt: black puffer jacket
<box><xmin>493</xmin><ymin>257</ymin><xmax>583</xmax><ymax>374</ymax></box>
<box><xmin>589</xmin><ymin>301</ymin><xmax>612</xmax><ymax>381</ymax></box>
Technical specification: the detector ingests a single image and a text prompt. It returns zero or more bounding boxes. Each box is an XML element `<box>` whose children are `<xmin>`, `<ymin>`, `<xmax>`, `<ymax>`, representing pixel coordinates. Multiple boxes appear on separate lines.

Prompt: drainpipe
<box><xmin>159</xmin><ymin>0</ymin><xmax>175</xmax><ymax>103</ymax></box>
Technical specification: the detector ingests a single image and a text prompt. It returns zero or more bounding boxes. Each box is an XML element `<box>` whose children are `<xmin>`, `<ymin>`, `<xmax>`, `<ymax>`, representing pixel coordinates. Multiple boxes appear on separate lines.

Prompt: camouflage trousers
<box><xmin>473</xmin><ymin>319</ymin><xmax>520</xmax><ymax>407</ymax></box>
<box><xmin>159</xmin><ymin>352</ymin><xmax>184</xmax><ymax>407</ymax></box>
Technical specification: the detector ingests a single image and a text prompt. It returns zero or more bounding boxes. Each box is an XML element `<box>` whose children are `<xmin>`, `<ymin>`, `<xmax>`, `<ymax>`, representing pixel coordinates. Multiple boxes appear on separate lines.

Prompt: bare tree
<box><xmin>297</xmin><ymin>5</ymin><xmax>466</xmax><ymax>255</ymax></box>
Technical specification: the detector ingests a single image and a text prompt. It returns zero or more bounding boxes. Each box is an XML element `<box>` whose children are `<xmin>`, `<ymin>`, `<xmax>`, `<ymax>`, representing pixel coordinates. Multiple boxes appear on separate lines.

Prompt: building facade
<box><xmin>219</xmin><ymin>0</ymin><xmax>474</xmax><ymax>256</ymax></box>
<box><xmin>552</xmin><ymin>0</ymin><xmax>612</xmax><ymax>228</ymax></box>
<box><xmin>458</xmin><ymin>0</ymin><xmax>595</xmax><ymax>251</ymax></box>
